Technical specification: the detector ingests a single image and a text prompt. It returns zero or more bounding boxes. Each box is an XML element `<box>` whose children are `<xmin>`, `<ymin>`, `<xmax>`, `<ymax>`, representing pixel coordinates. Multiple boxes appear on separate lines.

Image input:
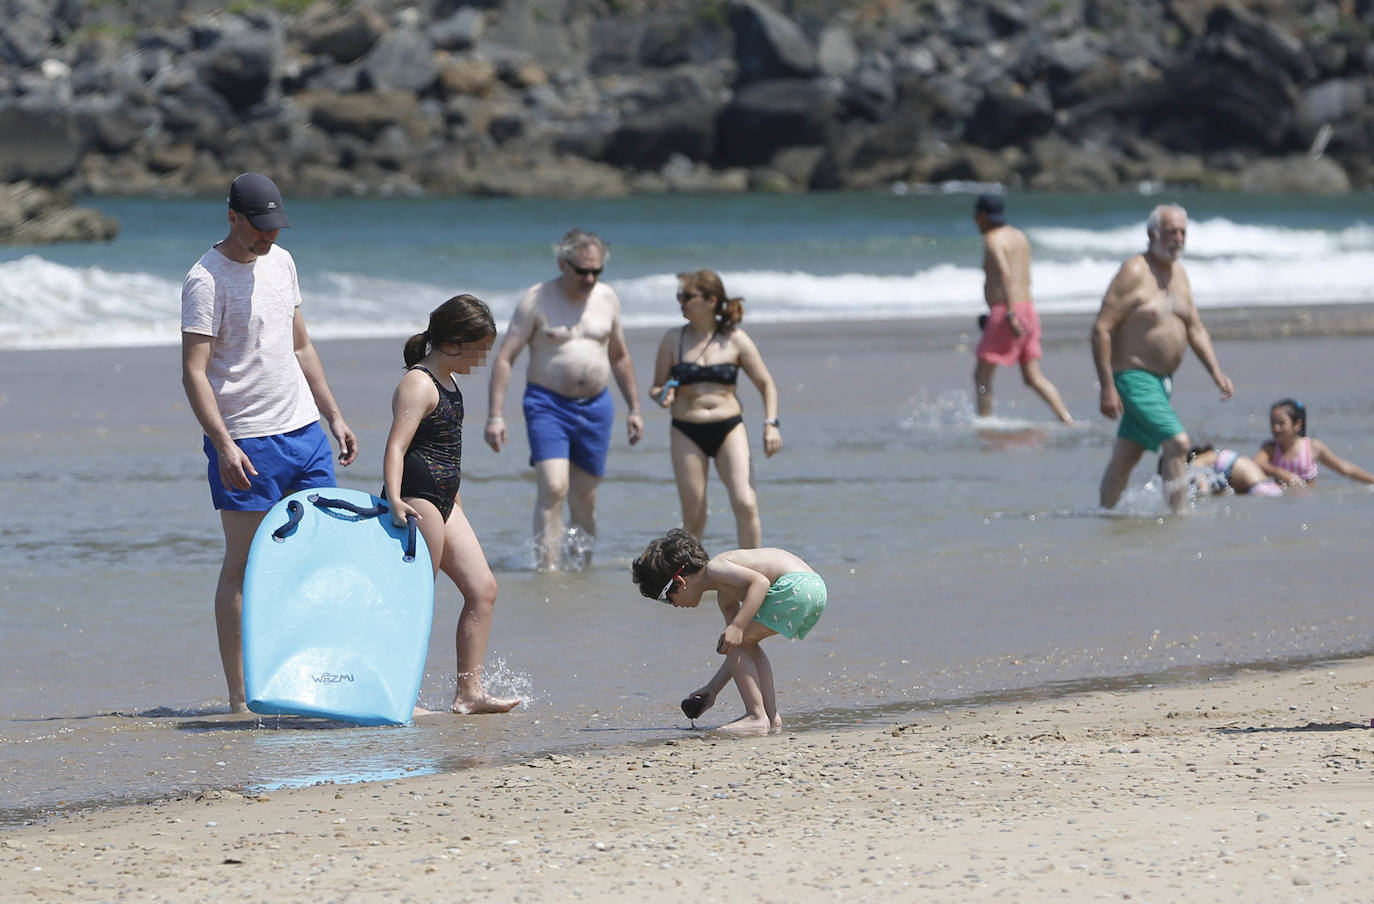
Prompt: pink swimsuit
<box><xmin>1271</xmin><ymin>437</ymin><xmax>1318</xmax><ymax>482</ymax></box>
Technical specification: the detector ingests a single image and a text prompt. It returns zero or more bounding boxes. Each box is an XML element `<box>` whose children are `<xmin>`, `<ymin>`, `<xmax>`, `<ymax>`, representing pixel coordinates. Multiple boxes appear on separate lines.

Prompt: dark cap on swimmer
<box><xmin>974</xmin><ymin>193</ymin><xmax>1006</xmax><ymax>225</ymax></box>
<box><xmin>228</xmin><ymin>172</ymin><xmax>291</xmax><ymax>231</ymax></box>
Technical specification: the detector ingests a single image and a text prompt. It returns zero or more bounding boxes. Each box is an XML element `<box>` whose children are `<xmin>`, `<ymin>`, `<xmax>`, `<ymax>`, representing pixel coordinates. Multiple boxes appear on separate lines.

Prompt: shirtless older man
<box><xmin>1091</xmin><ymin>204</ymin><xmax>1233</xmax><ymax>512</ymax></box>
<box><xmin>973</xmin><ymin>194</ymin><xmax>1072</xmax><ymax>423</ymax></box>
<box><xmin>485</xmin><ymin>229</ymin><xmax>643</xmax><ymax>570</ymax></box>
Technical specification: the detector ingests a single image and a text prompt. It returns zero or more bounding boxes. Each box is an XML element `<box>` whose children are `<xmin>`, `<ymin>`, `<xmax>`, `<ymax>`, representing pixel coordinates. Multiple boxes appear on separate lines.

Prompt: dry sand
<box><xmin>5</xmin><ymin>658</ymin><xmax>1372</xmax><ymax>903</ymax></box>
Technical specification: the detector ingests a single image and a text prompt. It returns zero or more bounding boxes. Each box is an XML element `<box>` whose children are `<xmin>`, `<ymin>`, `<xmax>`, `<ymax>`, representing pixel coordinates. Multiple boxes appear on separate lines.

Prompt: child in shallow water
<box><xmin>1185</xmin><ymin>444</ymin><xmax>1282</xmax><ymax>497</ymax></box>
<box><xmin>383</xmin><ymin>294</ymin><xmax>520</xmax><ymax>715</ymax></box>
<box><xmin>1254</xmin><ymin>399</ymin><xmax>1374</xmax><ymax>487</ymax></box>
<box><xmin>632</xmin><ymin>528</ymin><xmax>826</xmax><ymax>734</ymax></box>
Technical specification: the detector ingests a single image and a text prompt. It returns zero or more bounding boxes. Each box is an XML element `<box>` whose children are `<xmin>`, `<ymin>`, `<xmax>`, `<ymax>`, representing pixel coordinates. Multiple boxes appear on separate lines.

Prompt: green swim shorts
<box><xmin>752</xmin><ymin>571</ymin><xmax>827</xmax><ymax>640</ymax></box>
<box><xmin>1113</xmin><ymin>369</ymin><xmax>1184</xmax><ymax>452</ymax></box>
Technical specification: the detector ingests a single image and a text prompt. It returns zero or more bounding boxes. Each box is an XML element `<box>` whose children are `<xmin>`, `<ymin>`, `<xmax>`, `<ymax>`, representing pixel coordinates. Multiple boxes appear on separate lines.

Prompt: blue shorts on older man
<box><xmin>522</xmin><ymin>383</ymin><xmax>614</xmax><ymax>477</ymax></box>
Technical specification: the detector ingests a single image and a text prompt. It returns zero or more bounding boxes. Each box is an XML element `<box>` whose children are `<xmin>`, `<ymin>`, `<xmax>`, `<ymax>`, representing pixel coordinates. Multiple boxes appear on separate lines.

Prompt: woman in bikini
<box><xmin>1254</xmin><ymin>398</ymin><xmax>1374</xmax><ymax>487</ymax></box>
<box><xmin>384</xmin><ymin>294</ymin><xmax>521</xmax><ymax>715</ymax></box>
<box><xmin>649</xmin><ymin>270</ymin><xmax>780</xmax><ymax>548</ymax></box>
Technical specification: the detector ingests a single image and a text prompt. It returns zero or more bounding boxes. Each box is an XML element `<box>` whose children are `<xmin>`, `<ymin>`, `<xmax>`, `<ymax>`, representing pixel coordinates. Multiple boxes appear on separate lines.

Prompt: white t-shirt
<box><xmin>181</xmin><ymin>244</ymin><xmax>320</xmax><ymax>440</ymax></box>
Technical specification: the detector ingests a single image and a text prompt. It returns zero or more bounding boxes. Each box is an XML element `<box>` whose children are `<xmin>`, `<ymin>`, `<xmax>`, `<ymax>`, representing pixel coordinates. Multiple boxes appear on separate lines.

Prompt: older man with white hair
<box><xmin>1091</xmin><ymin>204</ymin><xmax>1234</xmax><ymax>512</ymax></box>
<box><xmin>484</xmin><ymin>228</ymin><xmax>643</xmax><ymax>570</ymax></box>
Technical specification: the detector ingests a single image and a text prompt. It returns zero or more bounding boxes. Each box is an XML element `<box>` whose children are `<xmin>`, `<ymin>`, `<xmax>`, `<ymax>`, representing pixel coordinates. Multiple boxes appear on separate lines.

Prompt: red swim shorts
<box><xmin>976</xmin><ymin>303</ymin><xmax>1042</xmax><ymax>366</ymax></box>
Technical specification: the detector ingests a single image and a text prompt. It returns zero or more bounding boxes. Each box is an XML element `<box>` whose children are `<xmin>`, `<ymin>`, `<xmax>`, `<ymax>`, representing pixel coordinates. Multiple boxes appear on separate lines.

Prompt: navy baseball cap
<box><xmin>228</xmin><ymin>173</ymin><xmax>291</xmax><ymax>230</ymax></box>
<box><xmin>974</xmin><ymin>192</ymin><xmax>1005</xmax><ymax>225</ymax></box>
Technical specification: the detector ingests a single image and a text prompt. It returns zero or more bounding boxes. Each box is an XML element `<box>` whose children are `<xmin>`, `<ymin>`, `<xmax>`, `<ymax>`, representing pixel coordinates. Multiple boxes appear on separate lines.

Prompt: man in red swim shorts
<box><xmin>973</xmin><ymin>194</ymin><xmax>1074</xmax><ymax>424</ymax></box>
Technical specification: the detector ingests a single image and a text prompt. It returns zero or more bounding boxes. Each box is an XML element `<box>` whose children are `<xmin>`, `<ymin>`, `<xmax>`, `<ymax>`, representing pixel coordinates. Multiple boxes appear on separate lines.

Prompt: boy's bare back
<box><xmin>708</xmin><ymin>547</ymin><xmax>812</xmax><ymax>585</ymax></box>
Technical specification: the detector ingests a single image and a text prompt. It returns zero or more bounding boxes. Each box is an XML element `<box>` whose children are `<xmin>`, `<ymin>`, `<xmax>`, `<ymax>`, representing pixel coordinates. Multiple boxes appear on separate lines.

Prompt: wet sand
<box><xmin>4</xmin><ymin>656</ymin><xmax>1371</xmax><ymax>902</ymax></box>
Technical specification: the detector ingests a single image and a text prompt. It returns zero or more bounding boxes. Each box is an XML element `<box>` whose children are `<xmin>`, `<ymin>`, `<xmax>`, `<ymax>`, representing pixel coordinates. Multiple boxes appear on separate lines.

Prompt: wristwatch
<box><xmin>764</xmin><ymin>418</ymin><xmax>780</xmax><ymax>428</ymax></box>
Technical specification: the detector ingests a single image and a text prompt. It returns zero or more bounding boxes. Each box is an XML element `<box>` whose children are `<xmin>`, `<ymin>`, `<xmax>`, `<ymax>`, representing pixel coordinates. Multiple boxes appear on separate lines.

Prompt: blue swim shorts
<box><xmin>204</xmin><ymin>421</ymin><xmax>336</xmax><ymax>512</ymax></box>
<box><xmin>1113</xmin><ymin>369</ymin><xmax>1184</xmax><ymax>453</ymax></box>
<box><xmin>523</xmin><ymin>383</ymin><xmax>615</xmax><ymax>477</ymax></box>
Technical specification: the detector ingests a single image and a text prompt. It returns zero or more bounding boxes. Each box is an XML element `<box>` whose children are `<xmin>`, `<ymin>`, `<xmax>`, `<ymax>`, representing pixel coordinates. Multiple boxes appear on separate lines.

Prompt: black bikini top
<box><xmin>670</xmin><ymin>326</ymin><xmax>739</xmax><ymax>386</ymax></box>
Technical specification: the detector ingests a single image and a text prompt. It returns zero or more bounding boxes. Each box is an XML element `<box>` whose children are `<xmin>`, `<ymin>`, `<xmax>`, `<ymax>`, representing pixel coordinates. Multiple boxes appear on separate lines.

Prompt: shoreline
<box><xmin>6</xmin><ymin>656</ymin><xmax>1373</xmax><ymax>901</ymax></box>
<box><xmin>7</xmin><ymin>300</ymin><xmax>1374</xmax><ymax>356</ymax></box>
<box><xmin>6</xmin><ymin>648</ymin><xmax>1368</xmax><ymax>829</ymax></box>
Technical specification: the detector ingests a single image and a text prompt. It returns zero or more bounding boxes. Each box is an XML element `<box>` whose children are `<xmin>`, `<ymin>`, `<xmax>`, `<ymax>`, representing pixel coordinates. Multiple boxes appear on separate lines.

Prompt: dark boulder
<box><xmin>71</xmin><ymin>96</ymin><xmax>156</xmax><ymax>155</ymax></box>
<box><xmin>199</xmin><ymin>28</ymin><xmax>281</xmax><ymax>112</ymax></box>
<box><xmin>1147</xmin><ymin>3</ymin><xmax>1317</xmax><ymax>153</ymax></box>
<box><xmin>0</xmin><ymin>180</ymin><xmax>119</xmax><ymax>244</ymax></box>
<box><xmin>603</xmin><ymin>98</ymin><xmax>720</xmax><ymax>170</ymax></box>
<box><xmin>0</xmin><ymin>104</ymin><xmax>82</xmax><ymax>183</ymax></box>
<box><xmin>714</xmin><ymin>78</ymin><xmax>839</xmax><ymax>168</ymax></box>
<box><xmin>359</xmin><ymin>28</ymin><xmax>439</xmax><ymax>95</ymax></box>
<box><xmin>1027</xmin><ymin>135</ymin><xmax>1122</xmax><ymax>190</ymax></box>
<box><xmin>295</xmin><ymin>3</ymin><xmax>387</xmax><ymax>65</ymax></box>
<box><xmin>729</xmin><ymin>0</ymin><xmax>817</xmax><ymax>86</ymax></box>
<box><xmin>429</xmin><ymin>8</ymin><xmax>486</xmax><ymax>53</ymax></box>
<box><xmin>298</xmin><ymin>89</ymin><xmax>425</xmax><ymax>142</ymax></box>
<box><xmin>963</xmin><ymin>81</ymin><xmax>1054</xmax><ymax>148</ymax></box>
<box><xmin>839</xmin><ymin>53</ymin><xmax>897</xmax><ymax>122</ymax></box>
<box><xmin>0</xmin><ymin>0</ymin><xmax>64</xmax><ymax>68</ymax></box>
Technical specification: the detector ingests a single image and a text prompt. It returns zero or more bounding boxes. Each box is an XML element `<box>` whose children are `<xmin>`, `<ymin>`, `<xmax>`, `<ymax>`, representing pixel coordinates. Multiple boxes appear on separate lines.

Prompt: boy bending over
<box><xmin>632</xmin><ymin>528</ymin><xmax>826</xmax><ymax>733</ymax></box>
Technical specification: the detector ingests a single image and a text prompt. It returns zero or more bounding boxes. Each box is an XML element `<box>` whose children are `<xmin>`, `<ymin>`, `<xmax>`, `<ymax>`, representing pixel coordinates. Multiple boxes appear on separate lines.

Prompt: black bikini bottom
<box><xmin>672</xmin><ymin>416</ymin><xmax>744</xmax><ymax>458</ymax></box>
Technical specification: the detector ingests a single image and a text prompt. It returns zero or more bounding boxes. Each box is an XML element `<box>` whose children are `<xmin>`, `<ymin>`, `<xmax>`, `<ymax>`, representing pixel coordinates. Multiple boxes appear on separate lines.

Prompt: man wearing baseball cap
<box><xmin>972</xmin><ymin>192</ymin><xmax>1073</xmax><ymax>424</ymax></box>
<box><xmin>180</xmin><ymin>172</ymin><xmax>358</xmax><ymax>712</ymax></box>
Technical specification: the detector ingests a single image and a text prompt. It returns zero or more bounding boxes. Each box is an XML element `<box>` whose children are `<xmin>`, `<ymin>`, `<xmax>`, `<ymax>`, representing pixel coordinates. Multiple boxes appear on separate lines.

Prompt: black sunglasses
<box><xmin>571</xmin><ymin>265</ymin><xmax>602</xmax><ymax>277</ymax></box>
<box><xmin>676</xmin><ymin>291</ymin><xmax>700</xmax><ymax>302</ymax></box>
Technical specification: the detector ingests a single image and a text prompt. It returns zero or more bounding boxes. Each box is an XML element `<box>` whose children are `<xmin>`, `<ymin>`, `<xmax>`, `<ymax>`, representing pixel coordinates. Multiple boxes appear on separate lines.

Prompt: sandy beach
<box><xmin>5</xmin><ymin>656</ymin><xmax>1371</xmax><ymax>903</ymax></box>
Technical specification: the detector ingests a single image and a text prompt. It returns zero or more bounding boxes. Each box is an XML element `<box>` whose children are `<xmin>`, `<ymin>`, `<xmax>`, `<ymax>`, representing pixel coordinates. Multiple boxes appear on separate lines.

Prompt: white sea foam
<box><xmin>5</xmin><ymin>216</ymin><xmax>1374</xmax><ymax>349</ymax></box>
<box><xmin>1031</xmin><ymin>218</ymin><xmax>1374</xmax><ymax>260</ymax></box>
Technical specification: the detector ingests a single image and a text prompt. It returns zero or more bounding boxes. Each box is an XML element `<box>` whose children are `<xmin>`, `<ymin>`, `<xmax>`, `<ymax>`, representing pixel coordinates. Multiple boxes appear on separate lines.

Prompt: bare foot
<box><xmin>716</xmin><ymin>714</ymin><xmax>772</xmax><ymax>735</ymax></box>
<box><xmin>771</xmin><ymin>715</ymin><xmax>783</xmax><ymax>732</ymax></box>
<box><xmin>412</xmin><ymin>705</ymin><xmax>439</xmax><ymax>718</ymax></box>
<box><xmin>451</xmin><ymin>693</ymin><xmax>521</xmax><ymax>714</ymax></box>
<box><xmin>229</xmin><ymin>701</ymin><xmax>249</xmax><ymax>715</ymax></box>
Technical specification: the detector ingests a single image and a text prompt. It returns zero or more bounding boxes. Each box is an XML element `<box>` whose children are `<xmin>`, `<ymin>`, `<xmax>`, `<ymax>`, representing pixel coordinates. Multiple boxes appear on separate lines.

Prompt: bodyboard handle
<box><xmin>308</xmin><ymin>493</ymin><xmax>388</xmax><ymax>520</ymax></box>
<box><xmin>270</xmin><ymin>499</ymin><xmax>305</xmax><ymax>542</ymax></box>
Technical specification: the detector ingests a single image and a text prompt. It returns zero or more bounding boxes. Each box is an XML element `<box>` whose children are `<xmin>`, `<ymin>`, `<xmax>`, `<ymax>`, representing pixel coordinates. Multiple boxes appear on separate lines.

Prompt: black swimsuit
<box><xmin>669</xmin><ymin>326</ymin><xmax>744</xmax><ymax>458</ymax></box>
<box><xmin>395</xmin><ymin>366</ymin><xmax>464</xmax><ymax>521</ymax></box>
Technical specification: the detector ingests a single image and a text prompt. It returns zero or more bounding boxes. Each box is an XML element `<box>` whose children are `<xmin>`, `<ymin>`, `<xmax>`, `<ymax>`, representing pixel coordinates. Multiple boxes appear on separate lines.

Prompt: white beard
<box><xmin>1149</xmin><ymin>237</ymin><xmax>1182</xmax><ymax>261</ymax></box>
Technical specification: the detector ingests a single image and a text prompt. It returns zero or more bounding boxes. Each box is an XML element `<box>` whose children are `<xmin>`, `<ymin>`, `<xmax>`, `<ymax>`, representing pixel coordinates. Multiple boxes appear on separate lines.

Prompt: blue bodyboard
<box><xmin>242</xmin><ymin>488</ymin><xmax>434</xmax><ymax>726</ymax></box>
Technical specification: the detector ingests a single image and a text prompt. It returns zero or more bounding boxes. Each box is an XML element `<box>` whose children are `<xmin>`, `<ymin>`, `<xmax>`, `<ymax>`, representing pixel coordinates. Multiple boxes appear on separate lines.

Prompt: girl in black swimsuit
<box><xmin>383</xmin><ymin>295</ymin><xmax>520</xmax><ymax>716</ymax></box>
<box><xmin>649</xmin><ymin>270</ymin><xmax>781</xmax><ymax>548</ymax></box>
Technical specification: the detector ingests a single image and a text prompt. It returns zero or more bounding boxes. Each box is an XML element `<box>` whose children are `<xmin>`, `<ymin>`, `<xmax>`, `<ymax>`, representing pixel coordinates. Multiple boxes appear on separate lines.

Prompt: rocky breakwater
<box><xmin>0</xmin><ymin>181</ymin><xmax>119</xmax><ymax>244</ymax></box>
<box><xmin>0</xmin><ymin>0</ymin><xmax>1371</xmax><ymax>205</ymax></box>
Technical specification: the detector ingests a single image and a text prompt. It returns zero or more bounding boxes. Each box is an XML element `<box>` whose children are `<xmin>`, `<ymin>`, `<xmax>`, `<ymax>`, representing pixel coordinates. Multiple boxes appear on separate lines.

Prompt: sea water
<box><xmin>2</xmin><ymin>189</ymin><xmax>1372</xmax><ymax>825</ymax></box>
<box><xmin>6</xmin><ymin>189</ymin><xmax>1374</xmax><ymax>349</ymax></box>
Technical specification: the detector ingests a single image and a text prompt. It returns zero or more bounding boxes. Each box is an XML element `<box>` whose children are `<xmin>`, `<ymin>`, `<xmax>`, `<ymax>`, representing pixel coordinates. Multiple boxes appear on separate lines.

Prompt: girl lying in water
<box><xmin>1176</xmin><ymin>444</ymin><xmax>1283</xmax><ymax>497</ymax></box>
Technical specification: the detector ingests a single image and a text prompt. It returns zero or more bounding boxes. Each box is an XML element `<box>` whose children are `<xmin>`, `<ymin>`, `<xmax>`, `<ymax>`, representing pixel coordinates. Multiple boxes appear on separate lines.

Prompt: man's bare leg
<box><xmin>1020</xmin><ymin>359</ymin><xmax>1074</xmax><ymax>424</ymax></box>
<box><xmin>1159</xmin><ymin>432</ymin><xmax>1192</xmax><ymax>513</ymax></box>
<box><xmin>566</xmin><ymin>465</ymin><xmax>599</xmax><ymax>570</ymax></box>
<box><xmin>1099</xmin><ymin>437</ymin><xmax>1146</xmax><ymax>509</ymax></box>
<box><xmin>532</xmin><ymin>458</ymin><xmax>570</xmax><ymax>571</ymax></box>
<box><xmin>216</xmin><ymin>510</ymin><xmax>267</xmax><ymax>713</ymax></box>
<box><xmin>973</xmin><ymin>359</ymin><xmax>996</xmax><ymax>417</ymax></box>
